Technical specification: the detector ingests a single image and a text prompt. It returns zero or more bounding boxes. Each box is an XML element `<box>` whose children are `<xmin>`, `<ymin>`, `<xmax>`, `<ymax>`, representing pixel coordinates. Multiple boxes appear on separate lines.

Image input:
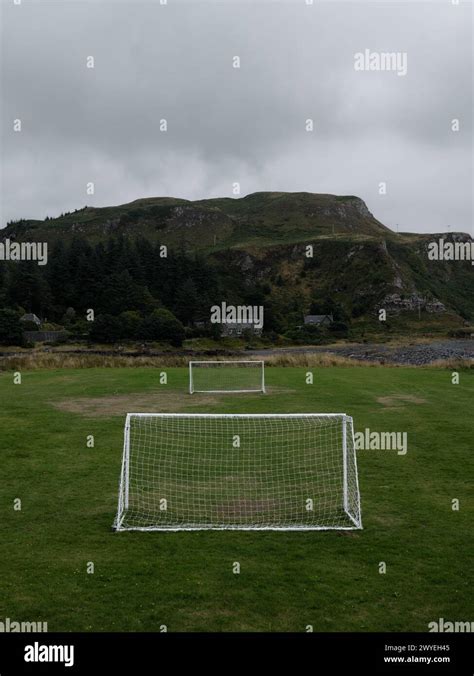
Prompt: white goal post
<box><xmin>189</xmin><ymin>360</ymin><xmax>265</xmax><ymax>394</ymax></box>
<box><xmin>114</xmin><ymin>413</ymin><xmax>362</xmax><ymax>532</ymax></box>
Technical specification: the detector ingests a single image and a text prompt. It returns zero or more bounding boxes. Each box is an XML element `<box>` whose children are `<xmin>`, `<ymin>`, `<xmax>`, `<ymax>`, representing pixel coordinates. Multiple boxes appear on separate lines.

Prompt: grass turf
<box><xmin>0</xmin><ymin>366</ymin><xmax>472</xmax><ymax>631</ymax></box>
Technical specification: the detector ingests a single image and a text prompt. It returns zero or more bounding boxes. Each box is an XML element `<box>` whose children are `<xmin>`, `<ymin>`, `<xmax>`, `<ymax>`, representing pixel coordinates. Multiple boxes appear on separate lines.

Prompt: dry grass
<box><xmin>376</xmin><ymin>394</ymin><xmax>428</xmax><ymax>408</ymax></box>
<box><xmin>427</xmin><ymin>357</ymin><xmax>474</xmax><ymax>369</ymax></box>
<box><xmin>0</xmin><ymin>350</ymin><xmax>473</xmax><ymax>371</ymax></box>
<box><xmin>51</xmin><ymin>390</ymin><xmax>220</xmax><ymax>417</ymax></box>
<box><xmin>0</xmin><ymin>351</ymin><xmax>373</xmax><ymax>371</ymax></box>
<box><xmin>51</xmin><ymin>385</ymin><xmax>294</xmax><ymax>418</ymax></box>
<box><xmin>263</xmin><ymin>352</ymin><xmax>382</xmax><ymax>367</ymax></box>
<box><xmin>0</xmin><ymin>352</ymin><xmax>189</xmax><ymax>371</ymax></box>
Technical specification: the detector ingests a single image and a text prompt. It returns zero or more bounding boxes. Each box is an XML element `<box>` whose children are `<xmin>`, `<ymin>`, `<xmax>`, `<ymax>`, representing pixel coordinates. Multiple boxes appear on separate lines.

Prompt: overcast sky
<box><xmin>1</xmin><ymin>0</ymin><xmax>472</xmax><ymax>234</ymax></box>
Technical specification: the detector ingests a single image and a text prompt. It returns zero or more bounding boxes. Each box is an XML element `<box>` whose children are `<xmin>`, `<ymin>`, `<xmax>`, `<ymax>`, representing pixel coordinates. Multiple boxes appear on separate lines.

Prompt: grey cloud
<box><xmin>1</xmin><ymin>0</ymin><xmax>472</xmax><ymax>234</ymax></box>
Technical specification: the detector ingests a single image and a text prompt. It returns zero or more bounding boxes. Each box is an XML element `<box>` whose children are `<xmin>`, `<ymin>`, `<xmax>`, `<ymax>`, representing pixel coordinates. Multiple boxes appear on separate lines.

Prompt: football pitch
<box><xmin>0</xmin><ymin>366</ymin><xmax>472</xmax><ymax>632</ymax></box>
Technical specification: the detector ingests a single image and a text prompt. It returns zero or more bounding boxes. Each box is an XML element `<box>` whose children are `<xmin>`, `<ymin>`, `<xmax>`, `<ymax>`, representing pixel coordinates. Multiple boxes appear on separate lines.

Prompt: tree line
<box><xmin>0</xmin><ymin>234</ymin><xmax>348</xmax><ymax>346</ymax></box>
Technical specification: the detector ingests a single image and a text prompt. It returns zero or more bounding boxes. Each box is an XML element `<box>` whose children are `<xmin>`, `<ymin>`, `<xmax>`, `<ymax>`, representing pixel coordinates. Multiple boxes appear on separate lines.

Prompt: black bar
<box><xmin>0</xmin><ymin>632</ymin><xmax>472</xmax><ymax>675</ymax></box>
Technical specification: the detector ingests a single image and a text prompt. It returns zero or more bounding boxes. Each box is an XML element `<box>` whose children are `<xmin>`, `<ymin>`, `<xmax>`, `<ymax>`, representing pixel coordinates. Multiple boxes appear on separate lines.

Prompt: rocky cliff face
<box><xmin>380</xmin><ymin>293</ymin><xmax>447</xmax><ymax>314</ymax></box>
<box><xmin>209</xmin><ymin>234</ymin><xmax>473</xmax><ymax>322</ymax></box>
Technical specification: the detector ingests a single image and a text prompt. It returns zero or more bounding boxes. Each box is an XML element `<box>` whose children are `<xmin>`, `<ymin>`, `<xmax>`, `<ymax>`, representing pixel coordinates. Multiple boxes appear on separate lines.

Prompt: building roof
<box><xmin>304</xmin><ymin>314</ymin><xmax>333</xmax><ymax>324</ymax></box>
<box><xmin>20</xmin><ymin>313</ymin><xmax>41</xmax><ymax>324</ymax></box>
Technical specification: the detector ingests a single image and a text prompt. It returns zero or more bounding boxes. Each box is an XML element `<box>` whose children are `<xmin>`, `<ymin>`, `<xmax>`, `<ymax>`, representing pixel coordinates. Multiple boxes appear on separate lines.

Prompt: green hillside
<box><xmin>3</xmin><ymin>191</ymin><xmax>394</xmax><ymax>250</ymax></box>
<box><xmin>2</xmin><ymin>192</ymin><xmax>473</xmax><ymax>338</ymax></box>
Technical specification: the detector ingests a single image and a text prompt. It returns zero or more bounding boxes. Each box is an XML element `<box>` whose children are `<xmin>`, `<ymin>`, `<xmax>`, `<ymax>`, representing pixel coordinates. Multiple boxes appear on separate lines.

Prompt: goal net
<box><xmin>189</xmin><ymin>360</ymin><xmax>265</xmax><ymax>394</ymax></box>
<box><xmin>114</xmin><ymin>413</ymin><xmax>362</xmax><ymax>531</ymax></box>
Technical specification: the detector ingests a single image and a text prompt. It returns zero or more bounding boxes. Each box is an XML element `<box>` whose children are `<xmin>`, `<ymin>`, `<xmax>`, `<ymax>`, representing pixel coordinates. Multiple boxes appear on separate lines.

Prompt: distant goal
<box><xmin>113</xmin><ymin>413</ymin><xmax>362</xmax><ymax>532</ymax></box>
<box><xmin>189</xmin><ymin>360</ymin><xmax>265</xmax><ymax>394</ymax></box>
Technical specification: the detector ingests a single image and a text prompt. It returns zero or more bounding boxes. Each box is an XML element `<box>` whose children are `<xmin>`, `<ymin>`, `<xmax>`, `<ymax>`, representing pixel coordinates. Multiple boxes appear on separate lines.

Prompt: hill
<box><xmin>1</xmin><ymin>192</ymin><xmax>473</xmax><ymax>340</ymax></box>
<box><xmin>3</xmin><ymin>191</ymin><xmax>393</xmax><ymax>249</ymax></box>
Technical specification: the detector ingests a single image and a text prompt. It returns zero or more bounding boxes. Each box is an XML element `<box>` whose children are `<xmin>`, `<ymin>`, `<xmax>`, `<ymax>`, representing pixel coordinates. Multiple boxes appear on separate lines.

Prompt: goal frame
<box><xmin>114</xmin><ymin>413</ymin><xmax>362</xmax><ymax>532</ymax></box>
<box><xmin>188</xmin><ymin>360</ymin><xmax>266</xmax><ymax>394</ymax></box>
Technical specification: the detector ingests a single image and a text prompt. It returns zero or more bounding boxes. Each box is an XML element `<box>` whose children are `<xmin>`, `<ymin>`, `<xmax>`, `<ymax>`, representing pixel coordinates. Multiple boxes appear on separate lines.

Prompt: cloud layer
<box><xmin>1</xmin><ymin>0</ymin><xmax>472</xmax><ymax>234</ymax></box>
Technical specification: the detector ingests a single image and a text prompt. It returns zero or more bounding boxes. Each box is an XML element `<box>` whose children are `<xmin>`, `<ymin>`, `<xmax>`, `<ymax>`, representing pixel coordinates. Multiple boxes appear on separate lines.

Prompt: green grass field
<box><xmin>0</xmin><ymin>366</ymin><xmax>472</xmax><ymax>632</ymax></box>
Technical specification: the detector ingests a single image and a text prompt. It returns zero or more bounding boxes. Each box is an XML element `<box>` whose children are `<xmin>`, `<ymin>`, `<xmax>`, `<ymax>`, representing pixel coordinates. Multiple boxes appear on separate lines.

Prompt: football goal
<box><xmin>189</xmin><ymin>360</ymin><xmax>265</xmax><ymax>394</ymax></box>
<box><xmin>114</xmin><ymin>413</ymin><xmax>362</xmax><ymax>532</ymax></box>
